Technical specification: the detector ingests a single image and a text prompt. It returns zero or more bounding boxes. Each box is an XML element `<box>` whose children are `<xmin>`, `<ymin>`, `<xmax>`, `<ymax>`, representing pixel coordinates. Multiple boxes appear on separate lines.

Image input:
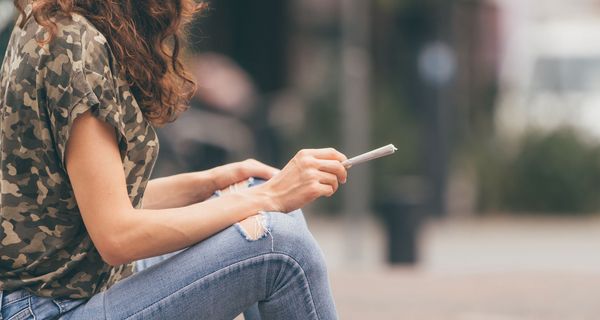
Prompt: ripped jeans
<box><xmin>0</xmin><ymin>178</ymin><xmax>338</xmax><ymax>319</ymax></box>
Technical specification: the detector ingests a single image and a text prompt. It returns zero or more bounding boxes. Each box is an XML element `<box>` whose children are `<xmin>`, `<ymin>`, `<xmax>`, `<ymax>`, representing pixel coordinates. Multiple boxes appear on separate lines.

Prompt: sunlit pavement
<box><xmin>307</xmin><ymin>214</ymin><xmax>600</xmax><ymax>319</ymax></box>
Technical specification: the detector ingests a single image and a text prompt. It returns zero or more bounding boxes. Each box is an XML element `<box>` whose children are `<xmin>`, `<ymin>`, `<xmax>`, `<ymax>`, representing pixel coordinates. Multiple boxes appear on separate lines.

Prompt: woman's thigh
<box><xmin>62</xmin><ymin>209</ymin><xmax>336</xmax><ymax>320</ymax></box>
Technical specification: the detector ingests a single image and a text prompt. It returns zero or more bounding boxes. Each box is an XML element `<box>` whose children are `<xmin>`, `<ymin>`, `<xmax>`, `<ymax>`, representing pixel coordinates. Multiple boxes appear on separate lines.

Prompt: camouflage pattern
<box><xmin>0</xmin><ymin>9</ymin><xmax>159</xmax><ymax>299</ymax></box>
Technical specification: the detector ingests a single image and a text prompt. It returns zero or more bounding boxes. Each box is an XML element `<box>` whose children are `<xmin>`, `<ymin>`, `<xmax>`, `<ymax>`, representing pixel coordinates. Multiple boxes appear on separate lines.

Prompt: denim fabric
<box><xmin>0</xmin><ymin>289</ymin><xmax>85</xmax><ymax>320</ymax></box>
<box><xmin>0</xmin><ymin>178</ymin><xmax>338</xmax><ymax>319</ymax></box>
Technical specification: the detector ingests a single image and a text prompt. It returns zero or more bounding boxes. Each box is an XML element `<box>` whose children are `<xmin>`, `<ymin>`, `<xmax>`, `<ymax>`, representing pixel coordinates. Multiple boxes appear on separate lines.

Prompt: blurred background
<box><xmin>3</xmin><ymin>0</ymin><xmax>600</xmax><ymax>318</ymax></box>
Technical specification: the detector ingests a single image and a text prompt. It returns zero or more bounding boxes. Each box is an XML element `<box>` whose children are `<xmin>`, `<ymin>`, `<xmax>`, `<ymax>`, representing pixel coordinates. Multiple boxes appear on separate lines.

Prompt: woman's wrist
<box><xmin>246</xmin><ymin>183</ymin><xmax>280</xmax><ymax>212</ymax></box>
<box><xmin>173</xmin><ymin>170</ymin><xmax>217</xmax><ymax>205</ymax></box>
<box><xmin>197</xmin><ymin>169</ymin><xmax>220</xmax><ymax>197</ymax></box>
<box><xmin>206</xmin><ymin>164</ymin><xmax>241</xmax><ymax>192</ymax></box>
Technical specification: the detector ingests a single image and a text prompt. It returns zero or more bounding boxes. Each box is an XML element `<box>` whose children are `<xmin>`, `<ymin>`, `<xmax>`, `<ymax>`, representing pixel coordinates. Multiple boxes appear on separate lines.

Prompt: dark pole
<box><xmin>419</xmin><ymin>0</ymin><xmax>455</xmax><ymax>218</ymax></box>
<box><xmin>340</xmin><ymin>0</ymin><xmax>372</xmax><ymax>262</ymax></box>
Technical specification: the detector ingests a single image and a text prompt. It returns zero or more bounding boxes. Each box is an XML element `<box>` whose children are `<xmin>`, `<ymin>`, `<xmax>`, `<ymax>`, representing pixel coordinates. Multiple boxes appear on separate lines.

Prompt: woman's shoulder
<box><xmin>17</xmin><ymin>12</ymin><xmax>118</xmax><ymax>97</ymax></box>
<box><xmin>16</xmin><ymin>11</ymin><xmax>111</xmax><ymax>71</ymax></box>
<box><xmin>60</xmin><ymin>13</ymin><xmax>108</xmax><ymax>48</ymax></box>
<box><xmin>53</xmin><ymin>13</ymin><xmax>111</xmax><ymax>65</ymax></box>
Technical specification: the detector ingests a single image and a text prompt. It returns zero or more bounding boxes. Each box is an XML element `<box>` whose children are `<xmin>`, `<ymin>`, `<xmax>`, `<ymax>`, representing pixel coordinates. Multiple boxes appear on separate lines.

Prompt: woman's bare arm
<box><xmin>143</xmin><ymin>159</ymin><xmax>279</xmax><ymax>209</ymax></box>
<box><xmin>142</xmin><ymin>172</ymin><xmax>217</xmax><ymax>209</ymax></box>
<box><xmin>65</xmin><ymin>112</ymin><xmax>347</xmax><ymax>266</ymax></box>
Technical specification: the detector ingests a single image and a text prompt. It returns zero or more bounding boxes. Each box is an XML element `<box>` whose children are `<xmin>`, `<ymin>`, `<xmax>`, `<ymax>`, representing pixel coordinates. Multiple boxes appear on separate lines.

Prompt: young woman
<box><xmin>0</xmin><ymin>1</ymin><xmax>347</xmax><ymax>319</ymax></box>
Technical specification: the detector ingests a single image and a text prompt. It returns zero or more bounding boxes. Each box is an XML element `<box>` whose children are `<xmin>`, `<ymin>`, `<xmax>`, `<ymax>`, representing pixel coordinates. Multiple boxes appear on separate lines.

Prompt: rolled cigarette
<box><xmin>342</xmin><ymin>144</ymin><xmax>397</xmax><ymax>168</ymax></box>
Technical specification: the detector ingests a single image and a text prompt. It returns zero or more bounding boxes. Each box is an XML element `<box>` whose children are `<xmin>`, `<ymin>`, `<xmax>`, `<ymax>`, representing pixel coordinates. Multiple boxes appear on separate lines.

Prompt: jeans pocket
<box><xmin>51</xmin><ymin>298</ymin><xmax>85</xmax><ymax>316</ymax></box>
<box><xmin>1</xmin><ymin>290</ymin><xmax>83</xmax><ymax>320</ymax></box>
<box><xmin>2</xmin><ymin>291</ymin><xmax>32</xmax><ymax>320</ymax></box>
<box><xmin>28</xmin><ymin>294</ymin><xmax>60</xmax><ymax>320</ymax></box>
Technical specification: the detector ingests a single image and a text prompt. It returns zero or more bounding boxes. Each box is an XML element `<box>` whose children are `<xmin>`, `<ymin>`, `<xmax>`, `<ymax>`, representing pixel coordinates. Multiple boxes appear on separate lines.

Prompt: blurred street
<box><xmin>4</xmin><ymin>0</ymin><xmax>600</xmax><ymax>318</ymax></box>
<box><xmin>307</xmin><ymin>214</ymin><xmax>600</xmax><ymax>319</ymax></box>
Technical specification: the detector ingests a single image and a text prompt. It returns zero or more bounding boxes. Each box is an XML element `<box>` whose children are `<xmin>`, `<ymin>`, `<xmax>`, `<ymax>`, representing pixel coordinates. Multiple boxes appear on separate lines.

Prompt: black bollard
<box><xmin>376</xmin><ymin>178</ymin><xmax>426</xmax><ymax>265</ymax></box>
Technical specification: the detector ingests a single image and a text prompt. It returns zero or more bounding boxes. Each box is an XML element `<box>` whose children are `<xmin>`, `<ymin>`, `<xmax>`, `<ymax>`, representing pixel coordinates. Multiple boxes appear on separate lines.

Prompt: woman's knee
<box><xmin>235</xmin><ymin>209</ymin><xmax>327</xmax><ymax>271</ymax></box>
<box><xmin>268</xmin><ymin>210</ymin><xmax>328</xmax><ymax>273</ymax></box>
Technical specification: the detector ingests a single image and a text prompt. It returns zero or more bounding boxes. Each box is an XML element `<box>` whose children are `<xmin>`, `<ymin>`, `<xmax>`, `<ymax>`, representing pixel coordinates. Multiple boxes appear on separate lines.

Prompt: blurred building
<box><xmin>495</xmin><ymin>0</ymin><xmax>600</xmax><ymax>142</ymax></box>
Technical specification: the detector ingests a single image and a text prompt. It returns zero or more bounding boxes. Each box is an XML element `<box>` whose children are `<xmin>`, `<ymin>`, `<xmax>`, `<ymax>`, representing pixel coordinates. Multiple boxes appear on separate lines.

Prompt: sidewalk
<box><xmin>308</xmin><ymin>214</ymin><xmax>600</xmax><ymax>319</ymax></box>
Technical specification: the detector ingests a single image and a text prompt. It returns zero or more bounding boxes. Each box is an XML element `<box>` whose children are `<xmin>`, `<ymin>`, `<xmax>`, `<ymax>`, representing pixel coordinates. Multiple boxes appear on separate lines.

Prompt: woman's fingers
<box><xmin>316</xmin><ymin>159</ymin><xmax>347</xmax><ymax>183</ymax></box>
<box><xmin>315</xmin><ymin>183</ymin><xmax>335</xmax><ymax>198</ymax></box>
<box><xmin>242</xmin><ymin>159</ymin><xmax>280</xmax><ymax>179</ymax></box>
<box><xmin>305</xmin><ymin>148</ymin><xmax>347</xmax><ymax>162</ymax></box>
<box><xmin>318</xmin><ymin>171</ymin><xmax>340</xmax><ymax>194</ymax></box>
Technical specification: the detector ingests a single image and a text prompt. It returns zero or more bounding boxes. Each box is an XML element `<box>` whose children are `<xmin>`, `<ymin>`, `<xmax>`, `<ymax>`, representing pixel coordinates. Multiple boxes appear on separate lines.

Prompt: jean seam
<box><xmin>122</xmin><ymin>252</ymin><xmax>319</xmax><ymax>320</ymax></box>
<box><xmin>0</xmin><ymin>296</ymin><xmax>29</xmax><ymax>308</ymax></box>
<box><xmin>266</xmin><ymin>250</ymin><xmax>320</xmax><ymax>320</ymax></box>
<box><xmin>51</xmin><ymin>300</ymin><xmax>64</xmax><ymax>314</ymax></box>
<box><xmin>27</xmin><ymin>296</ymin><xmax>35</xmax><ymax>320</ymax></box>
<box><xmin>102</xmin><ymin>292</ymin><xmax>108</xmax><ymax>320</ymax></box>
<box><xmin>268</xmin><ymin>213</ymin><xmax>321</xmax><ymax>319</ymax></box>
<box><xmin>5</xmin><ymin>308</ymin><xmax>31</xmax><ymax>320</ymax></box>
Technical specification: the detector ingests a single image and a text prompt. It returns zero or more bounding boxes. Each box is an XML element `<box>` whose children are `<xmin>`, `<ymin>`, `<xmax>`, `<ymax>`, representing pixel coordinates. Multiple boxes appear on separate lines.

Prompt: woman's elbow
<box><xmin>94</xmin><ymin>235</ymin><xmax>132</xmax><ymax>267</ymax></box>
<box><xmin>100</xmin><ymin>250</ymin><xmax>130</xmax><ymax>267</ymax></box>
<box><xmin>85</xmin><ymin>210</ymin><xmax>139</xmax><ymax>267</ymax></box>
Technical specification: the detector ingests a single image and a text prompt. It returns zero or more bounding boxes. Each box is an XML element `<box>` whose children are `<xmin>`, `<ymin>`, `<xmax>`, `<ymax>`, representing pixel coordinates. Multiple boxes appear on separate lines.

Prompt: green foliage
<box><xmin>371</xmin><ymin>84</ymin><xmax>422</xmax><ymax>199</ymax></box>
<box><xmin>477</xmin><ymin>129</ymin><xmax>600</xmax><ymax>214</ymax></box>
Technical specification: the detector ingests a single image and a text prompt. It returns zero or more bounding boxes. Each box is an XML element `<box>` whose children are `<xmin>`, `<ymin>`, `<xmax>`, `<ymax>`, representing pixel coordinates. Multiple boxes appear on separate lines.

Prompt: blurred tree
<box><xmin>481</xmin><ymin>129</ymin><xmax>600</xmax><ymax>214</ymax></box>
<box><xmin>451</xmin><ymin>0</ymin><xmax>500</xmax><ymax>144</ymax></box>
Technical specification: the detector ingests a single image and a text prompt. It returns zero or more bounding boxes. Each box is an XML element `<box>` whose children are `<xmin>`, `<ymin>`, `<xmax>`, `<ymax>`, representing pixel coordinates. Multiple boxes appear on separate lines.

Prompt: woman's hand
<box><xmin>252</xmin><ymin>148</ymin><xmax>348</xmax><ymax>213</ymax></box>
<box><xmin>210</xmin><ymin>159</ymin><xmax>280</xmax><ymax>191</ymax></box>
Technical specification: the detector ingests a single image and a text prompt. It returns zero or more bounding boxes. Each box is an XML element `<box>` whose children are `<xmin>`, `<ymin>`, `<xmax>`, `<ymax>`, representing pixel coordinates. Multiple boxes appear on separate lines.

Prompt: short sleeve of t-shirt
<box><xmin>42</xmin><ymin>16</ymin><xmax>127</xmax><ymax>167</ymax></box>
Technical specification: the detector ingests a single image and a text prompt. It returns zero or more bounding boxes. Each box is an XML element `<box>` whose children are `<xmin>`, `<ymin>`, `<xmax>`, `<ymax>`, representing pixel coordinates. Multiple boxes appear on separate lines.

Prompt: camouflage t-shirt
<box><xmin>0</xmin><ymin>12</ymin><xmax>159</xmax><ymax>298</ymax></box>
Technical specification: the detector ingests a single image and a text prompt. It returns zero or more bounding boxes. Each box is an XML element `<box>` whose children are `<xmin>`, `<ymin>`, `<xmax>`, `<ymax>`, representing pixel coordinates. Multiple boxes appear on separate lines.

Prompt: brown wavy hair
<box><xmin>13</xmin><ymin>0</ymin><xmax>207</xmax><ymax>125</ymax></box>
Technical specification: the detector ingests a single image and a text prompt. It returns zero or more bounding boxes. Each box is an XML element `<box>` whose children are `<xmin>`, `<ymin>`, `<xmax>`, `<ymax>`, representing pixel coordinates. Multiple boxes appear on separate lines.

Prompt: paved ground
<box><xmin>330</xmin><ymin>270</ymin><xmax>600</xmax><ymax>320</ymax></box>
<box><xmin>307</xmin><ymin>214</ymin><xmax>600</xmax><ymax>319</ymax></box>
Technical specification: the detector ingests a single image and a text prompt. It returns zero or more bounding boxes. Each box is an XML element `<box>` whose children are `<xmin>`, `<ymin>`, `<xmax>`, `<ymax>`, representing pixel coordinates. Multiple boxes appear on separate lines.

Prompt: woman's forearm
<box><xmin>101</xmin><ymin>185</ymin><xmax>274</xmax><ymax>266</ymax></box>
<box><xmin>143</xmin><ymin>171</ymin><xmax>218</xmax><ymax>209</ymax></box>
<box><xmin>143</xmin><ymin>160</ymin><xmax>280</xmax><ymax>209</ymax></box>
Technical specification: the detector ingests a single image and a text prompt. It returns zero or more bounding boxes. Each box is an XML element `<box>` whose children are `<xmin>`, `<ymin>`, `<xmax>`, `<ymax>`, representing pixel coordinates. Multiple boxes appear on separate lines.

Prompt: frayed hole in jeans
<box><xmin>235</xmin><ymin>212</ymin><xmax>275</xmax><ymax>251</ymax></box>
<box><xmin>237</xmin><ymin>214</ymin><xmax>268</xmax><ymax>241</ymax></box>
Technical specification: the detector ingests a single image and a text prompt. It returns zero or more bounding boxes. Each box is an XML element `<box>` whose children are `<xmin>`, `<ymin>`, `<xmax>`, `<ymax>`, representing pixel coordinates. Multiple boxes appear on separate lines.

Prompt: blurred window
<box><xmin>533</xmin><ymin>57</ymin><xmax>600</xmax><ymax>93</ymax></box>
